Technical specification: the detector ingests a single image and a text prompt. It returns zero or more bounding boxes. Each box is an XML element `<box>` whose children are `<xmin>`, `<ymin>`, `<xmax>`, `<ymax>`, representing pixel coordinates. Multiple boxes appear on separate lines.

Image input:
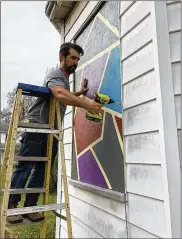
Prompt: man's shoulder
<box><xmin>46</xmin><ymin>67</ymin><xmax>63</xmax><ymax>79</ymax></box>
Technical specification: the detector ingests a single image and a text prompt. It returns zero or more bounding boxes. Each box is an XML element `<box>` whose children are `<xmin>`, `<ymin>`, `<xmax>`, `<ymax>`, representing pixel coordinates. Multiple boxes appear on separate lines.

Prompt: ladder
<box><xmin>0</xmin><ymin>83</ymin><xmax>72</xmax><ymax>238</ymax></box>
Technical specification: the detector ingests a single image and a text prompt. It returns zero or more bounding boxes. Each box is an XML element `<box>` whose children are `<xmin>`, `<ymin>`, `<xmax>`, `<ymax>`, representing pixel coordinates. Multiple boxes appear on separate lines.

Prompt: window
<box><xmin>71</xmin><ymin>1</ymin><xmax>124</xmax><ymax>194</ymax></box>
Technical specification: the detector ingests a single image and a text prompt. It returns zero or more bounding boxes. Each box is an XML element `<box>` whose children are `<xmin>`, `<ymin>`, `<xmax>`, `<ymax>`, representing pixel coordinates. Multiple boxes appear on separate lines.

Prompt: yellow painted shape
<box><xmin>76</xmin><ymin>40</ymin><xmax>120</xmax><ymax>72</ymax></box>
<box><xmin>97</xmin><ymin>12</ymin><xmax>120</xmax><ymax>37</ymax></box>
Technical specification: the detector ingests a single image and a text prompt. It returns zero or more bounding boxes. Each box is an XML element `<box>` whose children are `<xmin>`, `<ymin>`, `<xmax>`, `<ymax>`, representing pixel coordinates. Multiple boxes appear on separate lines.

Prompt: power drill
<box><xmin>85</xmin><ymin>93</ymin><xmax>121</xmax><ymax>122</ymax></box>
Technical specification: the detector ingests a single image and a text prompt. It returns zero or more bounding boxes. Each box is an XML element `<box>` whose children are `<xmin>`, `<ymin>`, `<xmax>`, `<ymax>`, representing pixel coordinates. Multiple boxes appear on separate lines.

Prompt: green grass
<box><xmin>1</xmin><ymin>167</ymin><xmax>57</xmax><ymax>239</ymax></box>
<box><xmin>9</xmin><ymin>193</ymin><xmax>57</xmax><ymax>239</ymax></box>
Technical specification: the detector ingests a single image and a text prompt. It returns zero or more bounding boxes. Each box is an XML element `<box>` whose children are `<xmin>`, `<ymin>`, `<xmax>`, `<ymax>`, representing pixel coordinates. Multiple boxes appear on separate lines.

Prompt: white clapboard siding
<box><xmin>122</xmin><ymin>43</ymin><xmax>154</xmax><ymax>84</ymax></box>
<box><xmin>120</xmin><ymin>1</ymin><xmax>152</xmax><ymax>37</ymax></box>
<box><xmin>175</xmin><ymin>95</ymin><xmax>181</xmax><ymax>129</ymax></box>
<box><xmin>172</xmin><ymin>62</ymin><xmax>181</xmax><ymax>95</ymax></box>
<box><xmin>125</xmin><ymin>132</ymin><xmax>161</xmax><ymax>164</ymax></box>
<box><xmin>61</xmin><ymin>210</ymin><xmax>104</xmax><ymax>238</ymax></box>
<box><xmin>64</xmin><ymin>143</ymin><xmax>72</xmax><ymax>159</ymax></box>
<box><xmin>127</xmin><ymin>194</ymin><xmax>166</xmax><ymax>237</ymax></box>
<box><xmin>63</xmin><ymin>184</ymin><xmax>126</xmax><ymax>220</ymax></box>
<box><xmin>68</xmin><ymin>195</ymin><xmax>127</xmax><ymax>238</ymax></box>
<box><xmin>65</xmin><ymin>160</ymin><xmax>71</xmax><ymax>178</ymax></box>
<box><xmin>167</xmin><ymin>1</ymin><xmax>181</xmax><ymax>32</ymax></box>
<box><xmin>167</xmin><ymin>1</ymin><xmax>181</xmax><ymax>152</ymax></box>
<box><xmin>123</xmin><ymin>100</ymin><xmax>158</xmax><ymax>136</ymax></box>
<box><xmin>121</xmin><ymin>15</ymin><xmax>152</xmax><ymax>60</ymax></box>
<box><xmin>123</xmin><ymin>70</ymin><xmax>156</xmax><ymax>109</ymax></box>
<box><xmin>63</xmin><ymin>127</ymin><xmax>72</xmax><ymax>144</ymax></box>
<box><xmin>120</xmin><ymin>1</ymin><xmax>169</xmax><ymax>238</ymax></box>
<box><xmin>169</xmin><ymin>31</ymin><xmax>181</xmax><ymax>62</ymax></box>
<box><xmin>60</xmin><ymin>194</ymin><xmax>127</xmax><ymax>238</ymax></box>
<box><xmin>120</xmin><ymin>1</ymin><xmax>135</xmax><ymax>15</ymax></box>
<box><xmin>126</xmin><ymin>164</ymin><xmax>163</xmax><ymax>200</ymax></box>
<box><xmin>63</xmin><ymin>112</ymin><xmax>73</xmax><ymax>129</ymax></box>
<box><xmin>127</xmin><ymin>223</ymin><xmax>160</xmax><ymax>238</ymax></box>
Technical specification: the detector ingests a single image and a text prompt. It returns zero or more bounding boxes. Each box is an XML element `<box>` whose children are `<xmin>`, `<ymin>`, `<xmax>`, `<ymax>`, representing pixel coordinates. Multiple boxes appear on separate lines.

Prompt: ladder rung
<box><xmin>17</xmin><ymin>127</ymin><xmax>58</xmax><ymax>134</ymax></box>
<box><xmin>7</xmin><ymin>203</ymin><xmax>66</xmax><ymax>216</ymax></box>
<box><xmin>18</xmin><ymin>122</ymin><xmax>51</xmax><ymax>129</ymax></box>
<box><xmin>1</xmin><ymin>188</ymin><xmax>46</xmax><ymax>195</ymax></box>
<box><xmin>15</xmin><ymin>156</ymin><xmax>48</xmax><ymax>162</ymax></box>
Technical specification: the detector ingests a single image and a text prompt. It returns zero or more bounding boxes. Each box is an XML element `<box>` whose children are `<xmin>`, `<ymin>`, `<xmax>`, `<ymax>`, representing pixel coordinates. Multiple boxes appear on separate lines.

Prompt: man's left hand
<box><xmin>80</xmin><ymin>78</ymin><xmax>89</xmax><ymax>95</ymax></box>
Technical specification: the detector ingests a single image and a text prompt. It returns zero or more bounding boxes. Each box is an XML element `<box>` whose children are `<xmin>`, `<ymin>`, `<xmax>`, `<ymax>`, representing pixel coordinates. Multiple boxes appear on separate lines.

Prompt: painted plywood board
<box><xmin>123</xmin><ymin>100</ymin><xmax>158</xmax><ymax>135</ymax></box>
<box><xmin>78</xmin><ymin>150</ymin><xmax>109</xmax><ymax>189</ymax></box>
<box><xmin>120</xmin><ymin>1</ymin><xmax>134</xmax><ymax>15</ymax></box>
<box><xmin>169</xmin><ymin>31</ymin><xmax>181</xmax><ymax>62</ymax></box>
<box><xmin>122</xmin><ymin>43</ymin><xmax>154</xmax><ymax>83</ymax></box>
<box><xmin>127</xmin><ymin>193</ymin><xmax>166</xmax><ymax>237</ymax></box>
<box><xmin>69</xmin><ymin>195</ymin><xmax>127</xmax><ymax>238</ymax></box>
<box><xmin>167</xmin><ymin>2</ymin><xmax>181</xmax><ymax>32</ymax></box>
<box><xmin>68</xmin><ymin>184</ymin><xmax>126</xmax><ymax>220</ymax></box>
<box><xmin>125</xmin><ymin>132</ymin><xmax>161</xmax><ymax>164</ymax></box>
<box><xmin>93</xmin><ymin>113</ymin><xmax>125</xmax><ymax>192</ymax></box>
<box><xmin>120</xmin><ymin>1</ymin><xmax>152</xmax><ymax>37</ymax></box>
<box><xmin>128</xmin><ymin>223</ymin><xmax>160</xmax><ymax>238</ymax></box>
<box><xmin>172</xmin><ymin>62</ymin><xmax>181</xmax><ymax>95</ymax></box>
<box><xmin>126</xmin><ymin>164</ymin><xmax>163</xmax><ymax>199</ymax></box>
<box><xmin>123</xmin><ymin>70</ymin><xmax>156</xmax><ymax>109</ymax></box>
<box><xmin>121</xmin><ymin>15</ymin><xmax>152</xmax><ymax>60</ymax></box>
<box><xmin>175</xmin><ymin>95</ymin><xmax>181</xmax><ymax>129</ymax></box>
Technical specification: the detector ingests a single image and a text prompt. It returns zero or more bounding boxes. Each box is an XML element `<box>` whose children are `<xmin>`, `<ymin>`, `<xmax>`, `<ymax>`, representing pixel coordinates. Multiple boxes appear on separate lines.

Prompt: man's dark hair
<box><xmin>59</xmin><ymin>42</ymin><xmax>84</xmax><ymax>58</ymax></box>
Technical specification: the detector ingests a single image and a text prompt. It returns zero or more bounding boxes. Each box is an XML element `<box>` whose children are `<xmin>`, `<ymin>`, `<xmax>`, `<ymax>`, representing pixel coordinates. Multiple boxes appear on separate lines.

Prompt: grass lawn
<box><xmin>9</xmin><ymin>192</ymin><xmax>57</xmax><ymax>239</ymax></box>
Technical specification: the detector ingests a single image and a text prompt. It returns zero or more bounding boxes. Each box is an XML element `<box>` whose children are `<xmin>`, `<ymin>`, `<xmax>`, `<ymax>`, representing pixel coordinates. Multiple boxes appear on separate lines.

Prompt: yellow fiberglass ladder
<box><xmin>0</xmin><ymin>83</ymin><xmax>72</xmax><ymax>238</ymax></box>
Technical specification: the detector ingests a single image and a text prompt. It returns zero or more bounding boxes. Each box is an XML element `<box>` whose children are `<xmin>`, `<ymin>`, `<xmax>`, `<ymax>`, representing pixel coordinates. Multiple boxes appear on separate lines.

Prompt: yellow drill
<box><xmin>85</xmin><ymin>93</ymin><xmax>121</xmax><ymax>122</ymax></box>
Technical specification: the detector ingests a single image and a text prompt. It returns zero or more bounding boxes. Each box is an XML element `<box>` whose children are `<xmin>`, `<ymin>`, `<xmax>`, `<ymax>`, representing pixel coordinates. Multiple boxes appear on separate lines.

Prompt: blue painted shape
<box><xmin>17</xmin><ymin>83</ymin><xmax>51</xmax><ymax>97</ymax></box>
<box><xmin>99</xmin><ymin>47</ymin><xmax>122</xmax><ymax>113</ymax></box>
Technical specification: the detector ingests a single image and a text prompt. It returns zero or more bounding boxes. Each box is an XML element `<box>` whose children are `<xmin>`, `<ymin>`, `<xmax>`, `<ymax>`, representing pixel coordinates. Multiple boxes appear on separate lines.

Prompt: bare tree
<box><xmin>1</xmin><ymin>87</ymin><xmax>36</xmax><ymax>124</ymax></box>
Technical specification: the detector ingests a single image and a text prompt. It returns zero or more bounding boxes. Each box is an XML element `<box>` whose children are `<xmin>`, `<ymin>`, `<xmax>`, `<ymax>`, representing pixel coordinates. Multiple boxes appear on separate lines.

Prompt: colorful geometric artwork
<box><xmin>93</xmin><ymin>113</ymin><xmax>124</xmax><ymax>192</ymax></box>
<box><xmin>72</xmin><ymin>2</ymin><xmax>124</xmax><ymax>193</ymax></box>
<box><xmin>74</xmin><ymin>107</ymin><xmax>103</xmax><ymax>155</ymax></box>
<box><xmin>78</xmin><ymin>150</ymin><xmax>108</xmax><ymax>188</ymax></box>
<box><xmin>83</xmin><ymin>53</ymin><xmax>108</xmax><ymax>99</ymax></box>
<box><xmin>99</xmin><ymin>47</ymin><xmax>122</xmax><ymax>113</ymax></box>
<box><xmin>115</xmin><ymin>116</ymin><xmax>123</xmax><ymax>141</ymax></box>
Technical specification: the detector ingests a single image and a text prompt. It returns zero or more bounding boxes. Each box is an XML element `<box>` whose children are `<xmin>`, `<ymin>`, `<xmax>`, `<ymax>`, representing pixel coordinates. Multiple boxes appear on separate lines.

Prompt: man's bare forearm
<box><xmin>54</xmin><ymin>88</ymin><xmax>87</xmax><ymax>108</ymax></box>
<box><xmin>72</xmin><ymin>91</ymin><xmax>83</xmax><ymax>97</ymax></box>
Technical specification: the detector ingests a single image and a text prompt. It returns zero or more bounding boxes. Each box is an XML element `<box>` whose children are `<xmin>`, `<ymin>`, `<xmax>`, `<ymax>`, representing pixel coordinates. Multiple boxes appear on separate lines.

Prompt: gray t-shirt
<box><xmin>26</xmin><ymin>68</ymin><xmax>70</xmax><ymax>124</ymax></box>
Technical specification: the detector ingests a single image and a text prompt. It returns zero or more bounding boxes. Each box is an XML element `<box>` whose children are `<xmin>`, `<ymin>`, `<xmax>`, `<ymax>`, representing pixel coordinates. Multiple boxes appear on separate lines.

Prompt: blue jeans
<box><xmin>9</xmin><ymin>133</ymin><xmax>58</xmax><ymax>207</ymax></box>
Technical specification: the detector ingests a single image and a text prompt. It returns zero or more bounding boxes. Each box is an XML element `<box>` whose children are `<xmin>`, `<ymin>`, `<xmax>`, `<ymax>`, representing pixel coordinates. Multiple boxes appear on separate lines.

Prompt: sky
<box><xmin>1</xmin><ymin>1</ymin><xmax>60</xmax><ymax>109</ymax></box>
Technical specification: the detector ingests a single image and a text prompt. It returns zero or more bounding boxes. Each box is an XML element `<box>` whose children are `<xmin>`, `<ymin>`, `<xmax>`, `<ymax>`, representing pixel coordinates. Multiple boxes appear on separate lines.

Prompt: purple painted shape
<box><xmin>83</xmin><ymin>53</ymin><xmax>108</xmax><ymax>99</ymax></box>
<box><xmin>78</xmin><ymin>150</ymin><xmax>108</xmax><ymax>188</ymax></box>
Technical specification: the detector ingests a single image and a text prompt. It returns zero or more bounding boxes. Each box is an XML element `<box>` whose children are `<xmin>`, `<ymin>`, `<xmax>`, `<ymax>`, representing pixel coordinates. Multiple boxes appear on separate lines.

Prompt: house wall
<box><xmin>55</xmin><ymin>1</ymin><xmax>181</xmax><ymax>238</ymax></box>
<box><xmin>166</xmin><ymin>0</ymin><xmax>181</xmax><ymax>159</ymax></box>
<box><xmin>120</xmin><ymin>1</ymin><xmax>181</xmax><ymax>238</ymax></box>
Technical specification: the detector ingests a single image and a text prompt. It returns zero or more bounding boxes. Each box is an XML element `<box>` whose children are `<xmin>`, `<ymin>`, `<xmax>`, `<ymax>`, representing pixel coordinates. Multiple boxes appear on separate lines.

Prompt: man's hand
<box><xmin>80</xmin><ymin>78</ymin><xmax>89</xmax><ymax>95</ymax></box>
<box><xmin>84</xmin><ymin>100</ymin><xmax>102</xmax><ymax>115</ymax></box>
<box><xmin>73</xmin><ymin>78</ymin><xmax>89</xmax><ymax>97</ymax></box>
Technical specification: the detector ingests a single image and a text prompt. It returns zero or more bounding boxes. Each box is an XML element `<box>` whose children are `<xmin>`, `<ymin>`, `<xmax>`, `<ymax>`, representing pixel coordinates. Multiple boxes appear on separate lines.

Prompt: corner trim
<box><xmin>69</xmin><ymin>179</ymin><xmax>127</xmax><ymax>203</ymax></box>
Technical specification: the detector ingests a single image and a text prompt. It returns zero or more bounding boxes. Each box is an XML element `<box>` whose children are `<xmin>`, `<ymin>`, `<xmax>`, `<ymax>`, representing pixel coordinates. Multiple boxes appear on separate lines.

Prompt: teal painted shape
<box><xmin>99</xmin><ymin>47</ymin><xmax>122</xmax><ymax>113</ymax></box>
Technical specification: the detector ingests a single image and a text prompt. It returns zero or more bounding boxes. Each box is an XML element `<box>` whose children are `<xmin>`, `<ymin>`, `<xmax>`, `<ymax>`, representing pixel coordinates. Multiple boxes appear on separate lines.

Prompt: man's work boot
<box><xmin>7</xmin><ymin>203</ymin><xmax>23</xmax><ymax>224</ymax></box>
<box><xmin>22</xmin><ymin>212</ymin><xmax>45</xmax><ymax>222</ymax></box>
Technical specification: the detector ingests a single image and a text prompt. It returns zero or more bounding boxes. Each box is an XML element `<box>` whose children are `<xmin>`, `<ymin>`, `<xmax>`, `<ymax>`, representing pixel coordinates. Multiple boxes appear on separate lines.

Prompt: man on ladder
<box><xmin>7</xmin><ymin>42</ymin><xmax>102</xmax><ymax>224</ymax></box>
